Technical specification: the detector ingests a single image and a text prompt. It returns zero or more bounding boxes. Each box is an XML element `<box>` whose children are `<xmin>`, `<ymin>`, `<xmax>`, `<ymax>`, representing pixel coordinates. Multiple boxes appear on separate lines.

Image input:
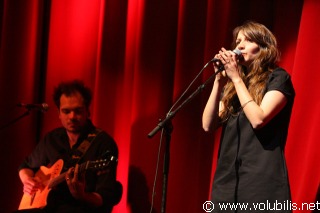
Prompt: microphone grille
<box><xmin>233</xmin><ymin>49</ymin><xmax>242</xmax><ymax>56</ymax></box>
<box><xmin>42</xmin><ymin>103</ymin><xmax>49</xmax><ymax>111</ymax></box>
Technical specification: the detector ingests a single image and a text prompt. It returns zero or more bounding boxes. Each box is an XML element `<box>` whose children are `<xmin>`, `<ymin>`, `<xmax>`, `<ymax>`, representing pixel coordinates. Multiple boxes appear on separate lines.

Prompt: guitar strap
<box><xmin>71</xmin><ymin>128</ymin><xmax>102</xmax><ymax>163</ymax></box>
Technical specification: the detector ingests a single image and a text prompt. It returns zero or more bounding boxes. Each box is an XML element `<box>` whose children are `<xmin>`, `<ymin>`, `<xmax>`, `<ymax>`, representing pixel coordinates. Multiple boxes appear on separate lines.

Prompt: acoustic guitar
<box><xmin>18</xmin><ymin>155</ymin><xmax>117</xmax><ymax>210</ymax></box>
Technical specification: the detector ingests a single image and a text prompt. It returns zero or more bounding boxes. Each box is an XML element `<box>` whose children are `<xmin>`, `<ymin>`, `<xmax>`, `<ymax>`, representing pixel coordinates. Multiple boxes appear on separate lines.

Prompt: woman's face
<box><xmin>235</xmin><ymin>30</ymin><xmax>260</xmax><ymax>67</ymax></box>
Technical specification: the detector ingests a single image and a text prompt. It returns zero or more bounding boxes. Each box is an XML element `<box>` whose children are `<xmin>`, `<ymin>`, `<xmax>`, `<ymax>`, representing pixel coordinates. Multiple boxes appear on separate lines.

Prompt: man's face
<box><xmin>59</xmin><ymin>92</ymin><xmax>89</xmax><ymax>133</ymax></box>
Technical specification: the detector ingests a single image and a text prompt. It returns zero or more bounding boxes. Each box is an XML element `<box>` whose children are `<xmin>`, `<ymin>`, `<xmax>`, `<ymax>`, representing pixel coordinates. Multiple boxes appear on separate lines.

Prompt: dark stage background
<box><xmin>0</xmin><ymin>0</ymin><xmax>319</xmax><ymax>212</ymax></box>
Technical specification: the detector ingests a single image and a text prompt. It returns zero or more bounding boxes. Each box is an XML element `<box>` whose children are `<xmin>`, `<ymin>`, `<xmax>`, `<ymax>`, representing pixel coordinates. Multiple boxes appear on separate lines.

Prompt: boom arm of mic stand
<box><xmin>0</xmin><ymin>110</ymin><xmax>31</xmax><ymax>132</ymax></box>
<box><xmin>147</xmin><ymin>69</ymin><xmax>221</xmax><ymax>138</ymax></box>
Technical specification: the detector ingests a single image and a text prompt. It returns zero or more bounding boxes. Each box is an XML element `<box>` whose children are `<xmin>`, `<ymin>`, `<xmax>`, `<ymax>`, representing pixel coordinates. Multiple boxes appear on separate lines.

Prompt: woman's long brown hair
<box><xmin>220</xmin><ymin>21</ymin><xmax>280</xmax><ymax>122</ymax></box>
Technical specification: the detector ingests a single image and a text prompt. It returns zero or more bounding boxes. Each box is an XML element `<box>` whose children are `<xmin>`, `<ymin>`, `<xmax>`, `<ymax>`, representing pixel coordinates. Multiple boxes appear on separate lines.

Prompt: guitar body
<box><xmin>18</xmin><ymin>154</ymin><xmax>116</xmax><ymax>210</ymax></box>
<box><xmin>18</xmin><ymin>159</ymin><xmax>64</xmax><ymax>210</ymax></box>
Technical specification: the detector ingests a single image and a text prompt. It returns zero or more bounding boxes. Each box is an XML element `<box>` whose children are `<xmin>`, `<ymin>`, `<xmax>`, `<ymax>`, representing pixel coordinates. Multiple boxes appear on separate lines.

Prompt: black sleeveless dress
<box><xmin>211</xmin><ymin>68</ymin><xmax>295</xmax><ymax>213</ymax></box>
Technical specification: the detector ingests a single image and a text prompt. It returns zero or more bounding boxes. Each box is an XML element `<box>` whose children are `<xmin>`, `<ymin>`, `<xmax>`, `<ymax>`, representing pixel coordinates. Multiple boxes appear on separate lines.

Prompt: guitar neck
<box><xmin>47</xmin><ymin>157</ymin><xmax>115</xmax><ymax>188</ymax></box>
<box><xmin>47</xmin><ymin>161</ymin><xmax>89</xmax><ymax>188</ymax></box>
<box><xmin>48</xmin><ymin>172</ymin><xmax>67</xmax><ymax>188</ymax></box>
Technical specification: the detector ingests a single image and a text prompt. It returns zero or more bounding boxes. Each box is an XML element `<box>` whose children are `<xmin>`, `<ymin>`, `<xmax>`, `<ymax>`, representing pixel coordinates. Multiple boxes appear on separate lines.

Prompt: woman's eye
<box><xmin>246</xmin><ymin>38</ymin><xmax>254</xmax><ymax>43</ymax></box>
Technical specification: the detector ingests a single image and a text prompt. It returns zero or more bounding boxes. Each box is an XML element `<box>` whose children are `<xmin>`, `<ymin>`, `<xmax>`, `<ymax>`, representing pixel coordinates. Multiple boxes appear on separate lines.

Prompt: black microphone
<box><xmin>17</xmin><ymin>103</ymin><xmax>49</xmax><ymax>112</ymax></box>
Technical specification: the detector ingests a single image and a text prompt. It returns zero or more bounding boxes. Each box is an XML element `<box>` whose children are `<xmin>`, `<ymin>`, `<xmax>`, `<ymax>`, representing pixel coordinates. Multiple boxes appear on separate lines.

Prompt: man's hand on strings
<box><xmin>65</xmin><ymin>164</ymin><xmax>86</xmax><ymax>200</ymax></box>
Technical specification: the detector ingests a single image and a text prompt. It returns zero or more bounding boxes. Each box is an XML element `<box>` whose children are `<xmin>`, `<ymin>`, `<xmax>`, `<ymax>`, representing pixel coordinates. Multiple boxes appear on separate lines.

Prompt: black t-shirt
<box><xmin>211</xmin><ymin>68</ymin><xmax>295</xmax><ymax>213</ymax></box>
<box><xmin>18</xmin><ymin>120</ymin><xmax>121</xmax><ymax>213</ymax></box>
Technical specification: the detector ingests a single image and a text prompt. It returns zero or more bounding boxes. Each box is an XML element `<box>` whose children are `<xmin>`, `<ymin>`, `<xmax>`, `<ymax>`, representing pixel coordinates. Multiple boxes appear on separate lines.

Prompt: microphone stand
<box><xmin>0</xmin><ymin>109</ymin><xmax>31</xmax><ymax>131</ymax></box>
<box><xmin>148</xmin><ymin>60</ymin><xmax>225</xmax><ymax>213</ymax></box>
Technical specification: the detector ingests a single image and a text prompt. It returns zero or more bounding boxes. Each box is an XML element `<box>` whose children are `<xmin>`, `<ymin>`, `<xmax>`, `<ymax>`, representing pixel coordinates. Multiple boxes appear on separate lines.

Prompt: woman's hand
<box><xmin>212</xmin><ymin>54</ymin><xmax>228</xmax><ymax>87</ymax></box>
<box><xmin>217</xmin><ymin>47</ymin><xmax>241</xmax><ymax>83</ymax></box>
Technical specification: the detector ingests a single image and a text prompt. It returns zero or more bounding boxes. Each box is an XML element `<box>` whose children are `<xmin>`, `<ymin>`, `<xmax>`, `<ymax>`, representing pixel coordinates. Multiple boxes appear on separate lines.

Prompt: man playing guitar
<box><xmin>16</xmin><ymin>80</ymin><xmax>122</xmax><ymax>213</ymax></box>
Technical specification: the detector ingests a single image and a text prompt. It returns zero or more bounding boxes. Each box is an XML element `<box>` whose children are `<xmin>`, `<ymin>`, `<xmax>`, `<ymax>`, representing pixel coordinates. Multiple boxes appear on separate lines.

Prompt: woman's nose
<box><xmin>236</xmin><ymin>41</ymin><xmax>245</xmax><ymax>50</ymax></box>
<box><xmin>237</xmin><ymin>44</ymin><xmax>244</xmax><ymax>50</ymax></box>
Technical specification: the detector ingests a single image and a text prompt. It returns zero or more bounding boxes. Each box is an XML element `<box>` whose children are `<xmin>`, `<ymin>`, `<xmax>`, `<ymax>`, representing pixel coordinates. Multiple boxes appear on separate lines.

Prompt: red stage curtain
<box><xmin>0</xmin><ymin>0</ymin><xmax>318</xmax><ymax>212</ymax></box>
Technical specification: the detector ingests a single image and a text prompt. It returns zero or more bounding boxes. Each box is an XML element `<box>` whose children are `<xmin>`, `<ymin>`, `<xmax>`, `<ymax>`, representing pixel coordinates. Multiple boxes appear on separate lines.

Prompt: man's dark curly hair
<box><xmin>53</xmin><ymin>80</ymin><xmax>92</xmax><ymax>109</ymax></box>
